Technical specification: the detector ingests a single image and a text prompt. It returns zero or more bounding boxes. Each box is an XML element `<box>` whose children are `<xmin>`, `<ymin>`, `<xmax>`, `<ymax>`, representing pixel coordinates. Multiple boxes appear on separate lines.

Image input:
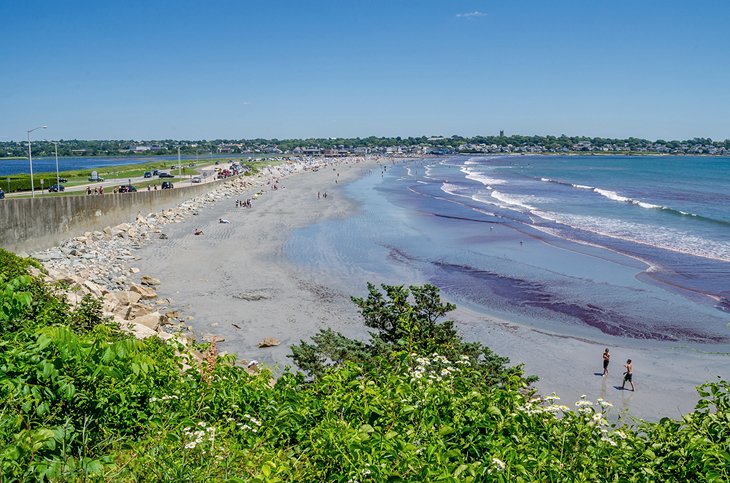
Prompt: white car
<box><xmin>191</xmin><ymin>176</ymin><xmax>202</xmax><ymax>183</ymax></box>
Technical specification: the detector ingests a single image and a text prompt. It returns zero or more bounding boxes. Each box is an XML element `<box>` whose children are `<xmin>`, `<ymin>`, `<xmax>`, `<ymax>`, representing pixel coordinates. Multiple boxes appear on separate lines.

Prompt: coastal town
<box><xmin>2</xmin><ymin>134</ymin><xmax>729</xmax><ymax>160</ymax></box>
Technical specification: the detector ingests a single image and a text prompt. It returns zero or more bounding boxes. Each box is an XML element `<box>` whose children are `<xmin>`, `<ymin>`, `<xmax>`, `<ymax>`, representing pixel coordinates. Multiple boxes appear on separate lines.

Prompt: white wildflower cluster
<box><xmin>596</xmin><ymin>398</ymin><xmax>614</xmax><ymax>409</ymax></box>
<box><xmin>599</xmin><ymin>427</ymin><xmax>618</xmax><ymax>446</ymax></box>
<box><xmin>491</xmin><ymin>457</ymin><xmax>506</xmax><ymax>472</ymax></box>
<box><xmin>347</xmin><ymin>464</ymin><xmax>373</xmax><ymax>483</ymax></box>
<box><xmin>183</xmin><ymin>421</ymin><xmax>216</xmax><ymax>450</ymax></box>
<box><xmin>517</xmin><ymin>393</ymin><xmax>570</xmax><ymax>417</ymax></box>
<box><xmin>149</xmin><ymin>394</ymin><xmax>179</xmax><ymax>403</ymax></box>
<box><xmin>409</xmin><ymin>353</ymin><xmax>468</xmax><ymax>383</ymax></box>
<box><xmin>574</xmin><ymin>395</ymin><xmax>595</xmax><ymax>414</ymax></box>
<box><xmin>519</xmin><ymin>392</ymin><xmax>621</xmax><ymax>446</ymax></box>
<box><xmin>590</xmin><ymin>412</ymin><xmax>608</xmax><ymax>427</ymax></box>
<box><xmin>600</xmin><ymin>428</ymin><xmax>627</xmax><ymax>447</ymax></box>
<box><xmin>237</xmin><ymin>413</ymin><xmax>262</xmax><ymax>433</ymax></box>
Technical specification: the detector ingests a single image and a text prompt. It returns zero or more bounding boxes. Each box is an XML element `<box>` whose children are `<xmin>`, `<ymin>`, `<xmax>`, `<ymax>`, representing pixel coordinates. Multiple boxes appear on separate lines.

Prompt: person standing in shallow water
<box><xmin>621</xmin><ymin>359</ymin><xmax>635</xmax><ymax>391</ymax></box>
<box><xmin>602</xmin><ymin>348</ymin><xmax>610</xmax><ymax>376</ymax></box>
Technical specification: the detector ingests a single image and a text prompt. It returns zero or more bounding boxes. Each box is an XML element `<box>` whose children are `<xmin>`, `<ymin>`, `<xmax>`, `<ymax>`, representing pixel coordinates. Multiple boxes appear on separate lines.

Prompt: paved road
<box><xmin>4</xmin><ymin>163</ymin><xmax>229</xmax><ymax>198</ymax></box>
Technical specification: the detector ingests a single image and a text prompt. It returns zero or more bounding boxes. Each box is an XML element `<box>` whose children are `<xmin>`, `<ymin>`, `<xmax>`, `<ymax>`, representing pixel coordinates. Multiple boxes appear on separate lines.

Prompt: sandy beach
<box><xmin>116</xmin><ymin>158</ymin><xmax>730</xmax><ymax>422</ymax></box>
<box><xmin>132</xmin><ymin>160</ymin><xmax>378</xmax><ymax>369</ymax></box>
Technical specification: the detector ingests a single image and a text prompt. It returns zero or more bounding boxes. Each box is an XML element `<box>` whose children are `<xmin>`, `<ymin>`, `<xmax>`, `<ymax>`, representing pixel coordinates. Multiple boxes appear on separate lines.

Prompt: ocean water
<box><xmin>287</xmin><ymin>155</ymin><xmax>730</xmax><ymax>347</ymax></box>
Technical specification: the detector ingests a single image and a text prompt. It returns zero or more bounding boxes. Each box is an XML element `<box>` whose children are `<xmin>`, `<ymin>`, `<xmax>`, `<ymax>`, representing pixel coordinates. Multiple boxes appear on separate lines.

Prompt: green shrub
<box><xmin>0</xmin><ymin>249</ymin><xmax>728</xmax><ymax>481</ymax></box>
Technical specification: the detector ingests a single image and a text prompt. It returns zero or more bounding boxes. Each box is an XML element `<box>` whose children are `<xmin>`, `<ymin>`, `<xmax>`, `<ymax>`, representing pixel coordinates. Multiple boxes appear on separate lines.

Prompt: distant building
<box><xmin>500</xmin><ymin>130</ymin><xmax>504</xmax><ymax>137</ymax></box>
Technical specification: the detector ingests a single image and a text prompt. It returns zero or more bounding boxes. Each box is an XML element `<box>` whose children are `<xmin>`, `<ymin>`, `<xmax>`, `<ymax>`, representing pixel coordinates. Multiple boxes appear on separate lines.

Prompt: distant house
<box><xmin>217</xmin><ymin>143</ymin><xmax>243</xmax><ymax>153</ymax></box>
<box><xmin>324</xmin><ymin>149</ymin><xmax>349</xmax><ymax>157</ymax></box>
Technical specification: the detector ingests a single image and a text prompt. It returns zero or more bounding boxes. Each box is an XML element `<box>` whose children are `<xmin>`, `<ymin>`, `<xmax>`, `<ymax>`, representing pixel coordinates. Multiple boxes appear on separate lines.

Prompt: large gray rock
<box><xmin>134</xmin><ymin>311</ymin><xmax>162</xmax><ymax>331</ymax></box>
<box><xmin>127</xmin><ymin>303</ymin><xmax>153</xmax><ymax>320</ymax></box>
<box><xmin>114</xmin><ymin>290</ymin><xmax>142</xmax><ymax>306</ymax></box>
<box><xmin>258</xmin><ymin>337</ymin><xmax>280</xmax><ymax>348</ymax></box>
<box><xmin>118</xmin><ymin>319</ymin><xmax>157</xmax><ymax>339</ymax></box>
<box><xmin>140</xmin><ymin>276</ymin><xmax>161</xmax><ymax>286</ymax></box>
<box><xmin>82</xmin><ymin>280</ymin><xmax>106</xmax><ymax>298</ymax></box>
<box><xmin>129</xmin><ymin>283</ymin><xmax>157</xmax><ymax>300</ymax></box>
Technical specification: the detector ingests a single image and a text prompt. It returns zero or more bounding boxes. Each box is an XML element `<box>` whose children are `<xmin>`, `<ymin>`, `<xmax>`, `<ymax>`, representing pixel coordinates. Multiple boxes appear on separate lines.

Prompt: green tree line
<box><xmin>3</xmin><ymin>135</ymin><xmax>730</xmax><ymax>158</ymax></box>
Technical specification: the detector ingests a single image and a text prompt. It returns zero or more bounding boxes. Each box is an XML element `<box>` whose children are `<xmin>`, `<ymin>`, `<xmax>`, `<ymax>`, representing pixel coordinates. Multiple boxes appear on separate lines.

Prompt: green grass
<box><xmin>2</xmin><ymin>156</ymin><xmax>262</xmax><ymax>196</ymax></box>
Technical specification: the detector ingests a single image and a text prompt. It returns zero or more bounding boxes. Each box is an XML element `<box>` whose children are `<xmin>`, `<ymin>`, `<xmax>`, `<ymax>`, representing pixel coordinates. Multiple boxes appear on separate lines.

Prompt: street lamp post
<box><xmin>27</xmin><ymin>125</ymin><xmax>47</xmax><ymax>198</ymax></box>
<box><xmin>52</xmin><ymin>141</ymin><xmax>60</xmax><ymax>188</ymax></box>
<box><xmin>177</xmin><ymin>146</ymin><xmax>182</xmax><ymax>177</ymax></box>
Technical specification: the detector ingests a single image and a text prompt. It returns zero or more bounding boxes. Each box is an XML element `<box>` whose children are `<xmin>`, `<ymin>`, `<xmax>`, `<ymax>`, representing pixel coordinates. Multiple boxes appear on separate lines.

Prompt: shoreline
<box><xmin>29</xmin><ymin>155</ymin><xmax>729</xmax><ymax>422</ymax></box>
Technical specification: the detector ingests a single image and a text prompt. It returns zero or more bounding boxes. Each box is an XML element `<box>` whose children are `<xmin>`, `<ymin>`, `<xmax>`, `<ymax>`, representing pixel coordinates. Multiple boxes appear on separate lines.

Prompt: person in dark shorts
<box><xmin>602</xmin><ymin>348</ymin><xmax>611</xmax><ymax>376</ymax></box>
<box><xmin>621</xmin><ymin>359</ymin><xmax>634</xmax><ymax>391</ymax></box>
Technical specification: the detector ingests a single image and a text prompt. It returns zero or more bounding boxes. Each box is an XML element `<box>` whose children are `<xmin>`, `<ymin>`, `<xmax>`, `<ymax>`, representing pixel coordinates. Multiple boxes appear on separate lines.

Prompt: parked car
<box><xmin>58</xmin><ymin>177</ymin><xmax>68</xmax><ymax>183</ymax></box>
<box><xmin>158</xmin><ymin>172</ymin><xmax>174</xmax><ymax>178</ymax></box>
<box><xmin>161</xmin><ymin>181</ymin><xmax>173</xmax><ymax>189</ymax></box>
<box><xmin>88</xmin><ymin>175</ymin><xmax>104</xmax><ymax>182</ymax></box>
<box><xmin>48</xmin><ymin>184</ymin><xmax>65</xmax><ymax>192</ymax></box>
<box><xmin>143</xmin><ymin>171</ymin><xmax>152</xmax><ymax>178</ymax></box>
<box><xmin>0</xmin><ymin>188</ymin><xmax>4</xmax><ymax>199</ymax></box>
<box><xmin>191</xmin><ymin>176</ymin><xmax>202</xmax><ymax>183</ymax></box>
<box><xmin>119</xmin><ymin>185</ymin><xmax>137</xmax><ymax>193</ymax></box>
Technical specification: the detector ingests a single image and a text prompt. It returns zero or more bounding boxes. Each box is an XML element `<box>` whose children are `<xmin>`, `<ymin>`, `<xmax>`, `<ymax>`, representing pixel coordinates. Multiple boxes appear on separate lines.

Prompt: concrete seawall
<box><xmin>0</xmin><ymin>183</ymin><xmax>218</xmax><ymax>253</ymax></box>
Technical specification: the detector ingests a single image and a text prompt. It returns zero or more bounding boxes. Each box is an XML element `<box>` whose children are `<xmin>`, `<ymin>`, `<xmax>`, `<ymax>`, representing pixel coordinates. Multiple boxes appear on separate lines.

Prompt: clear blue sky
<box><xmin>2</xmin><ymin>0</ymin><xmax>729</xmax><ymax>141</ymax></box>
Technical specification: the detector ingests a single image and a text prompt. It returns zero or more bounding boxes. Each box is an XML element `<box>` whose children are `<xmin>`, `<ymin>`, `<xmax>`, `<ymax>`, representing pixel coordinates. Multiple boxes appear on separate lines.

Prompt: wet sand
<box><xmin>132</xmin><ymin>158</ymin><xmax>730</xmax><ymax>422</ymax></box>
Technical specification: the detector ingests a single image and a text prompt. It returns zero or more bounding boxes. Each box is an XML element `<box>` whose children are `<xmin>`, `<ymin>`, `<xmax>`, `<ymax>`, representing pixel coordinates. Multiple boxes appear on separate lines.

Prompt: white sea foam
<box><xmin>471</xmin><ymin>193</ymin><xmax>498</xmax><ymax>207</ymax></box>
<box><xmin>533</xmin><ymin>210</ymin><xmax>730</xmax><ymax>263</ymax></box>
<box><xmin>473</xmin><ymin>207</ymin><xmax>498</xmax><ymax>218</ymax></box>
<box><xmin>594</xmin><ymin>188</ymin><xmax>630</xmax><ymax>203</ymax></box>
<box><xmin>461</xmin><ymin>167</ymin><xmax>507</xmax><ymax>188</ymax></box>
<box><xmin>440</xmin><ymin>182</ymin><xmax>474</xmax><ymax>200</ymax></box>
<box><xmin>538</xmin><ymin>176</ymin><xmax>594</xmax><ymax>190</ymax></box>
<box><xmin>593</xmin><ymin>188</ymin><xmax>664</xmax><ymax>210</ymax></box>
<box><xmin>490</xmin><ymin>191</ymin><xmax>537</xmax><ymax>211</ymax></box>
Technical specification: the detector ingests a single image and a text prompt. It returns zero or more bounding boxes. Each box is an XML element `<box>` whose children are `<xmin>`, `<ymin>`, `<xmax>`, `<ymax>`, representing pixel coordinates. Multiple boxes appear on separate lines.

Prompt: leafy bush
<box><xmin>291</xmin><ymin>283</ymin><xmax>529</xmax><ymax>386</ymax></box>
<box><xmin>0</xmin><ymin>250</ymin><xmax>728</xmax><ymax>481</ymax></box>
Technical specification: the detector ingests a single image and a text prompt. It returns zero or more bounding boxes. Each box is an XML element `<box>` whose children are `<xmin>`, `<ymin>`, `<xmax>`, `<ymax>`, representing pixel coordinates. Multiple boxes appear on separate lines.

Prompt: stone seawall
<box><xmin>0</xmin><ymin>183</ymin><xmax>217</xmax><ymax>253</ymax></box>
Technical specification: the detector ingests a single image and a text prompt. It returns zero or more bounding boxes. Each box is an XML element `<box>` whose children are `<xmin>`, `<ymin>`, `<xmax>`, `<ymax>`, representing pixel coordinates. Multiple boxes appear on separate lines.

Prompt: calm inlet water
<box><xmin>287</xmin><ymin>155</ymin><xmax>730</xmax><ymax>347</ymax></box>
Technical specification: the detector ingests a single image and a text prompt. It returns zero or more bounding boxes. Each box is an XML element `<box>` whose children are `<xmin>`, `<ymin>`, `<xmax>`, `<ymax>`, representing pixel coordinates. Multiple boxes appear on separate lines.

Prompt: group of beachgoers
<box><xmin>602</xmin><ymin>348</ymin><xmax>635</xmax><ymax>391</ymax></box>
<box><xmin>86</xmin><ymin>185</ymin><xmax>105</xmax><ymax>195</ymax></box>
<box><xmin>235</xmin><ymin>199</ymin><xmax>252</xmax><ymax>208</ymax></box>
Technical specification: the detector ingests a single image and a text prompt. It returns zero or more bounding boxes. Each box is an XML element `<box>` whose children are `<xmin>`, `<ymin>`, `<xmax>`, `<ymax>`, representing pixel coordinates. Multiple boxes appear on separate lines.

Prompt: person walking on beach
<box><xmin>602</xmin><ymin>348</ymin><xmax>610</xmax><ymax>376</ymax></box>
<box><xmin>621</xmin><ymin>359</ymin><xmax>634</xmax><ymax>391</ymax></box>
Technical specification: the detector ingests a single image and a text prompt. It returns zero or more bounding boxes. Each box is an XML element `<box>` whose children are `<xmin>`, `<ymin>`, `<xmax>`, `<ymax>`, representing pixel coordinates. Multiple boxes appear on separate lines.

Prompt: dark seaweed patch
<box><xmin>432</xmin><ymin>261</ymin><xmax>725</xmax><ymax>343</ymax></box>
